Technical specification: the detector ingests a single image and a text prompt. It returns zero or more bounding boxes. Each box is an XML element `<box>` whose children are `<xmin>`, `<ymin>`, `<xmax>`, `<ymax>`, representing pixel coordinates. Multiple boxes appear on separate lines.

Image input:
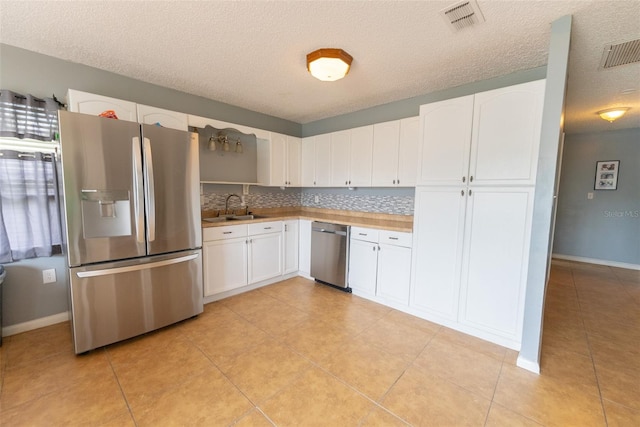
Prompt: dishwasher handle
<box><xmin>312</xmin><ymin>227</ymin><xmax>348</xmax><ymax>237</ymax></box>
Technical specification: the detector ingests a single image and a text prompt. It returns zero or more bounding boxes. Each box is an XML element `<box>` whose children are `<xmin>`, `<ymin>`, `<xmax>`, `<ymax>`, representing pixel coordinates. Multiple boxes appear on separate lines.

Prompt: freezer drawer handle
<box><xmin>76</xmin><ymin>253</ymin><xmax>199</xmax><ymax>278</ymax></box>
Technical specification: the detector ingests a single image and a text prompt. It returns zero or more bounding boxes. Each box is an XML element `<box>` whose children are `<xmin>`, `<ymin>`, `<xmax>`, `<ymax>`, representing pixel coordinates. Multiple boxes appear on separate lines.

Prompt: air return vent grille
<box><xmin>440</xmin><ymin>0</ymin><xmax>485</xmax><ymax>32</ymax></box>
<box><xmin>600</xmin><ymin>39</ymin><xmax>640</xmax><ymax>68</ymax></box>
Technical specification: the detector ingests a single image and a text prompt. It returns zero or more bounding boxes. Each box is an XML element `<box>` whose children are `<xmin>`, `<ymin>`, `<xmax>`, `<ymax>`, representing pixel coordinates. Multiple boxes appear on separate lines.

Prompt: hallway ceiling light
<box><xmin>306</xmin><ymin>48</ymin><xmax>353</xmax><ymax>82</ymax></box>
<box><xmin>597</xmin><ymin>107</ymin><xmax>630</xmax><ymax>122</ymax></box>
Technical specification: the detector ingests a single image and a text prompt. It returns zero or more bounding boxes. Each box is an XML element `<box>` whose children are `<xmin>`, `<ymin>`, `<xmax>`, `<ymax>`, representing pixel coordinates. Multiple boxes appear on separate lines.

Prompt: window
<box><xmin>0</xmin><ymin>90</ymin><xmax>62</xmax><ymax>263</ymax></box>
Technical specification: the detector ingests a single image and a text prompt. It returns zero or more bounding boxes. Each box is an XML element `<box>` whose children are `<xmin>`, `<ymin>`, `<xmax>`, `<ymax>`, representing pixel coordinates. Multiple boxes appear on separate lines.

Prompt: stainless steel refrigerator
<box><xmin>58</xmin><ymin>110</ymin><xmax>203</xmax><ymax>354</ymax></box>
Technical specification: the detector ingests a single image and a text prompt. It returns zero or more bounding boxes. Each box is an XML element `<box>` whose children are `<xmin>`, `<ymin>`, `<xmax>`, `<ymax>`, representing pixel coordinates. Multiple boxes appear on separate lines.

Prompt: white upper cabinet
<box><xmin>136</xmin><ymin>104</ymin><xmax>189</xmax><ymax>131</ymax></box>
<box><xmin>330</xmin><ymin>126</ymin><xmax>373</xmax><ymax>187</ymax></box>
<box><xmin>397</xmin><ymin>117</ymin><xmax>420</xmax><ymax>187</ymax></box>
<box><xmin>470</xmin><ymin>80</ymin><xmax>545</xmax><ymax>186</ymax></box>
<box><xmin>287</xmin><ymin>136</ymin><xmax>301</xmax><ymax>187</ymax></box>
<box><xmin>417</xmin><ymin>80</ymin><xmax>545</xmax><ymax>187</ymax></box>
<box><xmin>301</xmin><ymin>137</ymin><xmax>316</xmax><ymax>187</ymax></box>
<box><xmin>418</xmin><ymin>95</ymin><xmax>474</xmax><ymax>186</ymax></box>
<box><xmin>257</xmin><ymin>133</ymin><xmax>301</xmax><ymax>187</ymax></box>
<box><xmin>331</xmin><ymin>130</ymin><xmax>351</xmax><ymax>186</ymax></box>
<box><xmin>303</xmin><ymin>134</ymin><xmax>331</xmax><ymax>187</ymax></box>
<box><xmin>348</xmin><ymin>126</ymin><xmax>374</xmax><ymax>187</ymax></box>
<box><xmin>372</xmin><ymin>121</ymin><xmax>400</xmax><ymax>187</ymax></box>
<box><xmin>67</xmin><ymin>89</ymin><xmax>138</xmax><ymax>122</ymax></box>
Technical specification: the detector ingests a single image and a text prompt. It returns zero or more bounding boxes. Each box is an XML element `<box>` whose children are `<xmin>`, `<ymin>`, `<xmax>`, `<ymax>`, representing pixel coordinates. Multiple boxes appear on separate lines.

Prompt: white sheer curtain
<box><xmin>0</xmin><ymin>89</ymin><xmax>62</xmax><ymax>262</ymax></box>
<box><xmin>0</xmin><ymin>150</ymin><xmax>62</xmax><ymax>262</ymax></box>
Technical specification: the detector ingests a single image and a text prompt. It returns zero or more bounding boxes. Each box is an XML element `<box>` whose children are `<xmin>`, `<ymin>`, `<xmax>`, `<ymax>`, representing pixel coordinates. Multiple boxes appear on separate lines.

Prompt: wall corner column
<box><xmin>517</xmin><ymin>15</ymin><xmax>572</xmax><ymax>373</ymax></box>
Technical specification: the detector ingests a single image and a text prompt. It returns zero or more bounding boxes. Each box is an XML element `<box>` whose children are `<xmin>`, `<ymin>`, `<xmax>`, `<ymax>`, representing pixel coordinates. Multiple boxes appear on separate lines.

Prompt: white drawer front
<box><xmin>379</xmin><ymin>230</ymin><xmax>412</xmax><ymax>248</ymax></box>
<box><xmin>203</xmin><ymin>225</ymin><xmax>248</xmax><ymax>241</ymax></box>
<box><xmin>249</xmin><ymin>221</ymin><xmax>283</xmax><ymax>235</ymax></box>
<box><xmin>351</xmin><ymin>227</ymin><xmax>379</xmax><ymax>243</ymax></box>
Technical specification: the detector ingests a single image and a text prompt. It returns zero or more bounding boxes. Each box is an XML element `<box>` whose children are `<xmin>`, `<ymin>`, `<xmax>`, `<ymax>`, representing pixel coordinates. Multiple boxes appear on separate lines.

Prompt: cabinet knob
<box><xmin>393</xmin><ymin>179</ymin><xmax>396</xmax><ymax>184</ymax></box>
<box><xmin>397</xmin><ymin>179</ymin><xmax>400</xmax><ymax>185</ymax></box>
<box><xmin>461</xmin><ymin>190</ymin><xmax>465</xmax><ymax>196</ymax></box>
<box><xmin>349</xmin><ymin>180</ymin><xmax>351</xmax><ymax>185</ymax></box>
<box><xmin>377</xmin><ymin>245</ymin><xmax>381</xmax><ymax>251</ymax></box>
<box><xmin>462</xmin><ymin>176</ymin><xmax>466</xmax><ymax>183</ymax></box>
<box><xmin>372</xmin><ymin>246</ymin><xmax>376</xmax><ymax>251</ymax></box>
<box><xmin>470</xmin><ymin>176</ymin><xmax>474</xmax><ymax>182</ymax></box>
<box><xmin>345</xmin><ymin>180</ymin><xmax>348</xmax><ymax>185</ymax></box>
<box><xmin>314</xmin><ymin>181</ymin><xmax>316</xmax><ymax>185</ymax></box>
<box><xmin>469</xmin><ymin>189</ymin><xmax>473</xmax><ymax>196</ymax></box>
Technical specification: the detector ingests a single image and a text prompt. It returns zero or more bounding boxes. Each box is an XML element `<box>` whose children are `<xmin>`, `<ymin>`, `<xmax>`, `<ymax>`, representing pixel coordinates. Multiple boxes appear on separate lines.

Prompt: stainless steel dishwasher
<box><xmin>310</xmin><ymin>221</ymin><xmax>351</xmax><ymax>291</ymax></box>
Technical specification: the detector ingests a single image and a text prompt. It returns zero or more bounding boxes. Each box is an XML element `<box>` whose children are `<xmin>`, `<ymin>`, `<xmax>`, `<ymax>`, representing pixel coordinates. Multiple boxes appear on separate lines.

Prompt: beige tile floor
<box><xmin>1</xmin><ymin>260</ymin><xmax>638</xmax><ymax>426</ymax></box>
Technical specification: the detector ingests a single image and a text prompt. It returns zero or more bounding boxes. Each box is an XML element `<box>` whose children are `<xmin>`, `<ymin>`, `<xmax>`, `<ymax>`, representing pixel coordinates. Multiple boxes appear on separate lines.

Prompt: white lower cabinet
<box><xmin>203</xmin><ymin>225</ymin><xmax>249</xmax><ymax>296</ymax></box>
<box><xmin>203</xmin><ymin>221</ymin><xmax>283</xmax><ymax>297</ymax></box>
<box><xmin>283</xmin><ymin>220</ymin><xmax>299</xmax><ymax>274</ymax></box>
<box><xmin>298</xmin><ymin>219</ymin><xmax>312</xmax><ymax>276</ymax></box>
<box><xmin>248</xmin><ymin>232</ymin><xmax>283</xmax><ymax>284</ymax></box>
<box><xmin>411</xmin><ymin>186</ymin><xmax>534</xmax><ymax>347</ymax></box>
<box><xmin>349</xmin><ymin>227</ymin><xmax>412</xmax><ymax>306</ymax></box>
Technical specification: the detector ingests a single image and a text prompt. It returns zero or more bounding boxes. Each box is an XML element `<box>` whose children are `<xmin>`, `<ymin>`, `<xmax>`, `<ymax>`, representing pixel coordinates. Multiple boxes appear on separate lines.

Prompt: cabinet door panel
<box><xmin>411</xmin><ymin>187</ymin><xmax>467</xmax><ymax>320</ymax></box>
<box><xmin>459</xmin><ymin>188</ymin><xmax>533</xmax><ymax>340</ymax></box>
<box><xmin>249</xmin><ymin>233</ymin><xmax>283</xmax><ymax>284</ymax></box>
<box><xmin>397</xmin><ymin>117</ymin><xmax>419</xmax><ymax>187</ymax></box>
<box><xmin>284</xmin><ymin>220</ymin><xmax>299</xmax><ymax>274</ymax></box>
<box><xmin>331</xmin><ymin>130</ymin><xmax>350</xmax><ymax>187</ymax></box>
<box><xmin>418</xmin><ymin>96</ymin><xmax>474</xmax><ymax>186</ymax></box>
<box><xmin>315</xmin><ymin>134</ymin><xmax>332</xmax><ymax>186</ymax></box>
<box><xmin>137</xmin><ymin>104</ymin><xmax>188</xmax><ymax>131</ymax></box>
<box><xmin>287</xmin><ymin>136</ymin><xmax>301</xmax><ymax>186</ymax></box>
<box><xmin>270</xmin><ymin>133</ymin><xmax>287</xmax><ymax>186</ymax></box>
<box><xmin>301</xmin><ymin>138</ymin><xmax>316</xmax><ymax>186</ymax></box>
<box><xmin>372</xmin><ymin>121</ymin><xmax>400</xmax><ymax>186</ymax></box>
<box><xmin>203</xmin><ymin>238</ymin><xmax>248</xmax><ymax>296</ymax></box>
<box><xmin>470</xmin><ymin>80</ymin><xmax>545</xmax><ymax>185</ymax></box>
<box><xmin>67</xmin><ymin>89</ymin><xmax>137</xmax><ymax>122</ymax></box>
<box><xmin>349</xmin><ymin>126</ymin><xmax>374</xmax><ymax>186</ymax></box>
<box><xmin>348</xmin><ymin>239</ymin><xmax>378</xmax><ymax>296</ymax></box>
<box><xmin>377</xmin><ymin>244</ymin><xmax>412</xmax><ymax>305</ymax></box>
<box><xmin>299</xmin><ymin>220</ymin><xmax>312</xmax><ymax>275</ymax></box>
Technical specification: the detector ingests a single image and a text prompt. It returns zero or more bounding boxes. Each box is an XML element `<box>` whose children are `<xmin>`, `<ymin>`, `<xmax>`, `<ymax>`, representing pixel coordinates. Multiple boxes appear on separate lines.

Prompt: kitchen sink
<box><xmin>203</xmin><ymin>214</ymin><xmax>269</xmax><ymax>223</ymax></box>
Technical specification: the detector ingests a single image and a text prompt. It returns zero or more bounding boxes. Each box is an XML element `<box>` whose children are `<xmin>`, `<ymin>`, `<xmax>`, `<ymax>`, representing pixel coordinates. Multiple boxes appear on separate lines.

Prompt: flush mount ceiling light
<box><xmin>306</xmin><ymin>48</ymin><xmax>353</xmax><ymax>82</ymax></box>
<box><xmin>597</xmin><ymin>107</ymin><xmax>630</xmax><ymax>122</ymax></box>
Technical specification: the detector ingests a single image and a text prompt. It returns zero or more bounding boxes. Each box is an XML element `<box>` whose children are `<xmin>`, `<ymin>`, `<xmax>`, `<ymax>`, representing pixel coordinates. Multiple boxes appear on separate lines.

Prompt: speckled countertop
<box><xmin>201</xmin><ymin>207</ymin><xmax>413</xmax><ymax>232</ymax></box>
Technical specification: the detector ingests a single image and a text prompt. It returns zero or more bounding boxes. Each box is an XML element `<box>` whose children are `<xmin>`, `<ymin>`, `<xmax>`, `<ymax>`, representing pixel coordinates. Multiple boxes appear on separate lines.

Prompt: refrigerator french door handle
<box><xmin>143</xmin><ymin>137</ymin><xmax>156</xmax><ymax>242</ymax></box>
<box><xmin>132</xmin><ymin>137</ymin><xmax>145</xmax><ymax>243</ymax></box>
<box><xmin>76</xmin><ymin>253</ymin><xmax>199</xmax><ymax>278</ymax></box>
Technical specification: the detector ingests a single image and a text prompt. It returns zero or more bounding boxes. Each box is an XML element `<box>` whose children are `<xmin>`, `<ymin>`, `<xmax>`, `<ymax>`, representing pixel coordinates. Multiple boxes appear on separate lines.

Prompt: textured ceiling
<box><xmin>1</xmin><ymin>1</ymin><xmax>639</xmax><ymax>133</ymax></box>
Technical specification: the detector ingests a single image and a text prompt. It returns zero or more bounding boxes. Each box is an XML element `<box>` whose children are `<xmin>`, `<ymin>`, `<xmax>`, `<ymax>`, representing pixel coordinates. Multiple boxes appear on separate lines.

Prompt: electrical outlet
<box><xmin>42</xmin><ymin>269</ymin><xmax>56</xmax><ymax>284</ymax></box>
<box><xmin>587</xmin><ymin>192</ymin><xmax>594</xmax><ymax>200</ymax></box>
<box><xmin>314</xmin><ymin>195</ymin><xmax>319</xmax><ymax>203</ymax></box>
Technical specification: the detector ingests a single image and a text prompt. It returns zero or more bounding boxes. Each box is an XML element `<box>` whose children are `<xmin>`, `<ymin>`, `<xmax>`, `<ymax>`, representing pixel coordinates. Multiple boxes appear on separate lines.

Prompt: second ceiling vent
<box><xmin>440</xmin><ymin>0</ymin><xmax>486</xmax><ymax>32</ymax></box>
<box><xmin>600</xmin><ymin>38</ymin><xmax>640</xmax><ymax>69</ymax></box>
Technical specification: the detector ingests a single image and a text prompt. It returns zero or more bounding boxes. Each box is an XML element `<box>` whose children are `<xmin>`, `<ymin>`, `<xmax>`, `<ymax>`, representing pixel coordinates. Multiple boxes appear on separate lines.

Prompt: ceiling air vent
<box><xmin>600</xmin><ymin>38</ymin><xmax>640</xmax><ymax>69</ymax></box>
<box><xmin>440</xmin><ymin>0</ymin><xmax>485</xmax><ymax>32</ymax></box>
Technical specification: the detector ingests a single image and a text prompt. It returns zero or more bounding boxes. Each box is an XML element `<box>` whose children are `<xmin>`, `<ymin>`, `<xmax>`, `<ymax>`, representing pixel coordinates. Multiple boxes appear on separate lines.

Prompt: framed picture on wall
<box><xmin>594</xmin><ymin>160</ymin><xmax>620</xmax><ymax>190</ymax></box>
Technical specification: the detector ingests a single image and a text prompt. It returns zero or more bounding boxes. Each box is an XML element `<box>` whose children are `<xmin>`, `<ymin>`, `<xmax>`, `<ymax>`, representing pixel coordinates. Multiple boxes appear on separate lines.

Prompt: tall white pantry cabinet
<box><xmin>411</xmin><ymin>79</ymin><xmax>546</xmax><ymax>350</ymax></box>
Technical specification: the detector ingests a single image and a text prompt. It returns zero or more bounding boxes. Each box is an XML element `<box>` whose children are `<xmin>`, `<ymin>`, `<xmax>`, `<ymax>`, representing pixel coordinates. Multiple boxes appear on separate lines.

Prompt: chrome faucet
<box><xmin>225</xmin><ymin>193</ymin><xmax>242</xmax><ymax>215</ymax></box>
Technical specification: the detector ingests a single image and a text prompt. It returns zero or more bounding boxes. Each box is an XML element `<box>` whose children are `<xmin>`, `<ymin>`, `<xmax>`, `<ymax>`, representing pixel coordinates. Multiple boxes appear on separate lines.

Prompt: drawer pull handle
<box><xmin>358</xmin><ymin>233</ymin><xmax>367</xmax><ymax>236</ymax></box>
<box><xmin>264</xmin><ymin>227</ymin><xmax>272</xmax><ymax>230</ymax></box>
<box><xmin>223</xmin><ymin>231</ymin><xmax>233</xmax><ymax>234</ymax></box>
<box><xmin>389</xmin><ymin>237</ymin><xmax>399</xmax><ymax>240</ymax></box>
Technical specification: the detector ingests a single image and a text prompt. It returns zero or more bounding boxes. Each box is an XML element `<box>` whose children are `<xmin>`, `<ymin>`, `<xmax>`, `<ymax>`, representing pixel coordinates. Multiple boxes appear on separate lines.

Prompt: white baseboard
<box><xmin>517</xmin><ymin>355</ymin><xmax>540</xmax><ymax>374</ymax></box>
<box><xmin>552</xmin><ymin>254</ymin><xmax>640</xmax><ymax>271</ymax></box>
<box><xmin>2</xmin><ymin>311</ymin><xmax>70</xmax><ymax>337</ymax></box>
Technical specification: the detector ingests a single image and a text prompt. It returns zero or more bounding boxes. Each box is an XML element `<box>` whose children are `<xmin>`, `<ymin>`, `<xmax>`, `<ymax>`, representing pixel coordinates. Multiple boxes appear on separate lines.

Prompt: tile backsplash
<box><xmin>201</xmin><ymin>184</ymin><xmax>414</xmax><ymax>216</ymax></box>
